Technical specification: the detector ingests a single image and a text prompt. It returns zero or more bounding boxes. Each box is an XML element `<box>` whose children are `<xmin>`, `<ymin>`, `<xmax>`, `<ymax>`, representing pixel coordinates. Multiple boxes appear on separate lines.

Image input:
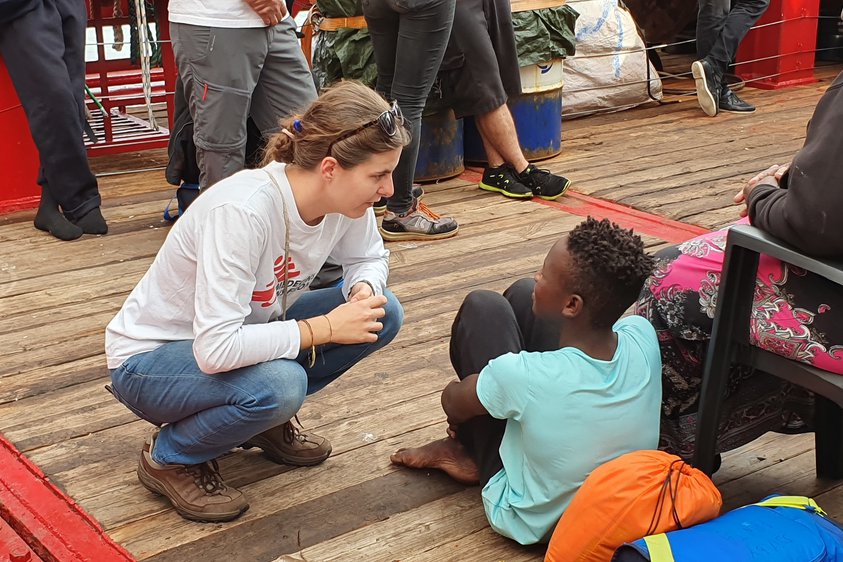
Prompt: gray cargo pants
<box><xmin>170</xmin><ymin>18</ymin><xmax>317</xmax><ymax>189</ymax></box>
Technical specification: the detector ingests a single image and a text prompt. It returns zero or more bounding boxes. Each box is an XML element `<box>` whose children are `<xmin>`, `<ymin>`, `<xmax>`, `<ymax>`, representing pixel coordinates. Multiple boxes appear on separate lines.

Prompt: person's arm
<box><xmin>442</xmin><ymin>374</ymin><xmax>489</xmax><ymax>426</ymax></box>
<box><xmin>745</xmin><ymin>76</ymin><xmax>843</xmax><ymax>255</ymax></box>
<box><xmin>329</xmin><ymin>212</ymin><xmax>389</xmax><ymax>301</ymax></box>
<box><xmin>192</xmin><ymin>205</ymin><xmax>305</xmax><ymax>373</ymax></box>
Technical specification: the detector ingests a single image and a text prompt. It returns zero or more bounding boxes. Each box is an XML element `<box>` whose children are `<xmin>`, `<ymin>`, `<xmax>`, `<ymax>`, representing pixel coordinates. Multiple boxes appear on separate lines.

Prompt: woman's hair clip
<box><xmin>281</xmin><ymin>128</ymin><xmax>295</xmax><ymax>140</ymax></box>
<box><xmin>292</xmin><ymin>119</ymin><xmax>303</xmax><ymax>133</ymax></box>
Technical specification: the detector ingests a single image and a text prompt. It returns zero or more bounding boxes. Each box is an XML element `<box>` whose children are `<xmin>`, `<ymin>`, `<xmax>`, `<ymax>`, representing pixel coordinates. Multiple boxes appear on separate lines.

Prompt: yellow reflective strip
<box><xmin>643</xmin><ymin>534</ymin><xmax>675</xmax><ymax>562</ymax></box>
<box><xmin>753</xmin><ymin>496</ymin><xmax>827</xmax><ymax>516</ymax></box>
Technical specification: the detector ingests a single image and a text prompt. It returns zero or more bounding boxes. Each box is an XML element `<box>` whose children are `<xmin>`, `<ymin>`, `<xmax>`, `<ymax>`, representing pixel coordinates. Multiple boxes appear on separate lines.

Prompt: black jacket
<box><xmin>748</xmin><ymin>71</ymin><xmax>843</xmax><ymax>258</ymax></box>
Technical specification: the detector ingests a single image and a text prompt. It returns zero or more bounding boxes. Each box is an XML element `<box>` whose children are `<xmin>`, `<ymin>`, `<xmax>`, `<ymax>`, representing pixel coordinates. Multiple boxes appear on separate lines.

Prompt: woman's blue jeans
<box><xmin>110</xmin><ymin>287</ymin><xmax>403</xmax><ymax>465</ymax></box>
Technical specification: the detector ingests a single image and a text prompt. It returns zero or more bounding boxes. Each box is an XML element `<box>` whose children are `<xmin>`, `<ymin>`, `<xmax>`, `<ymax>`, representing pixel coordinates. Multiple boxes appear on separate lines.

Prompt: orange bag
<box><xmin>544</xmin><ymin>450</ymin><xmax>722</xmax><ymax>562</ymax></box>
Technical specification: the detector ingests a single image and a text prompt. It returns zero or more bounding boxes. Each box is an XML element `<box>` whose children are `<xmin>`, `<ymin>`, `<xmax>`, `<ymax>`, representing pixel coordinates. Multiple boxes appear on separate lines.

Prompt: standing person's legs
<box><xmin>475</xmin><ymin>105</ymin><xmax>529</xmax><ymax>171</ymax></box>
<box><xmin>694</xmin><ymin>0</ymin><xmax>768</xmax><ymax>115</ymax></box>
<box><xmin>0</xmin><ymin>0</ymin><xmax>101</xmax><ymax>240</ymax></box>
<box><xmin>249</xmin><ymin>17</ymin><xmax>318</xmax><ymax>138</ymax></box>
<box><xmin>170</xmin><ymin>24</ymin><xmax>266</xmax><ymax>189</ymax></box>
<box><xmin>374</xmin><ymin>0</ymin><xmax>454</xmax><ymax>214</ymax></box>
<box><xmin>703</xmin><ymin>0</ymin><xmax>770</xmax><ymax>76</ymax></box>
<box><xmin>365</xmin><ymin>0</ymin><xmax>459</xmax><ymax>240</ymax></box>
<box><xmin>57</xmin><ymin>0</ymin><xmax>108</xmax><ymax>234</ymax></box>
<box><xmin>361</xmin><ymin>0</ymin><xmax>400</xmax><ymax>99</ymax></box>
<box><xmin>696</xmin><ymin>0</ymin><xmax>730</xmax><ymax>61</ymax></box>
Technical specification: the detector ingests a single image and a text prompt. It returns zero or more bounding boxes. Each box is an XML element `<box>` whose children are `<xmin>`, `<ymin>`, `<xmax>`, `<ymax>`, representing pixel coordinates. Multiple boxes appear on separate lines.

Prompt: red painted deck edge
<box><xmin>0</xmin><ymin>434</ymin><xmax>135</xmax><ymax>562</ymax></box>
<box><xmin>459</xmin><ymin>168</ymin><xmax>711</xmax><ymax>243</ymax></box>
<box><xmin>535</xmin><ymin>194</ymin><xmax>711</xmax><ymax>243</ymax></box>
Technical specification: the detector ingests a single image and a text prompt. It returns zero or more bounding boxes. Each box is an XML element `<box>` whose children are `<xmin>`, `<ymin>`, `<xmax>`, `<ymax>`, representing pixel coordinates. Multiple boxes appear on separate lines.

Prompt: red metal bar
<box><xmin>0</xmin><ymin>516</ymin><xmax>44</xmax><ymax>562</ymax></box>
<box><xmin>0</xmin><ymin>434</ymin><xmax>135</xmax><ymax>562</ymax></box>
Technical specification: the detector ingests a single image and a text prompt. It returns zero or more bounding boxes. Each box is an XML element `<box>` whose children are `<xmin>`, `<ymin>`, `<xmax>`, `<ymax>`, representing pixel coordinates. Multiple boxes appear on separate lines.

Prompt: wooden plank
<box><xmin>147</xmin><ymin>469</ymin><xmax>465</xmax><ymax>562</ymax></box>
<box><xmin>283</xmin><ymin>489</ymin><xmax>546</xmax><ymax>562</ymax></box>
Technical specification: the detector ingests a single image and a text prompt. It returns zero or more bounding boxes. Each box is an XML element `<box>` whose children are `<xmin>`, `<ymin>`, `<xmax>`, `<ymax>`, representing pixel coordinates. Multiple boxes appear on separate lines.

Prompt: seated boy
<box><xmin>391</xmin><ymin>217</ymin><xmax>662</xmax><ymax>544</ymax></box>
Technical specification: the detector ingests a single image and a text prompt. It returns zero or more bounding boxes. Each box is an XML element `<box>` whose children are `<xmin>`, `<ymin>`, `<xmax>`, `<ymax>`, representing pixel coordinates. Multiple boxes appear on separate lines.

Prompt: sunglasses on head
<box><xmin>327</xmin><ymin>101</ymin><xmax>404</xmax><ymax>156</ymax></box>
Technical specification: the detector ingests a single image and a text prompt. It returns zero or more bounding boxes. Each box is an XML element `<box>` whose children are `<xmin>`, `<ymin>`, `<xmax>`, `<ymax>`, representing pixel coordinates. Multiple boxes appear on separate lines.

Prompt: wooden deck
<box><xmin>2</xmin><ymin>62</ymin><xmax>842</xmax><ymax>561</ymax></box>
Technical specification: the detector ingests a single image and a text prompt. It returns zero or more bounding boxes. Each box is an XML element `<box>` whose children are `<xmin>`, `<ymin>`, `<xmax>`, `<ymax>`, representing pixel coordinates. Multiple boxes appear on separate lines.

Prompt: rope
<box><xmin>132</xmin><ymin>0</ymin><xmax>158</xmax><ymax>130</ymax></box>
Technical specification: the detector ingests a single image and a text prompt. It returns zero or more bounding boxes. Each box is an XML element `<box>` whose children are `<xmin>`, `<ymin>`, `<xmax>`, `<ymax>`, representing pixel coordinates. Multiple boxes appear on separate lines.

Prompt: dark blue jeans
<box><xmin>110</xmin><ymin>287</ymin><xmax>403</xmax><ymax>465</ymax></box>
<box><xmin>696</xmin><ymin>0</ymin><xmax>770</xmax><ymax>77</ymax></box>
<box><xmin>363</xmin><ymin>0</ymin><xmax>455</xmax><ymax>214</ymax></box>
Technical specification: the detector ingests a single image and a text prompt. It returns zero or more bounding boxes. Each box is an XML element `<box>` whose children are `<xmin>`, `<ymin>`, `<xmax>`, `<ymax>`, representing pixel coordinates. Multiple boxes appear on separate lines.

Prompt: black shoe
<box><xmin>517</xmin><ymin>164</ymin><xmax>572</xmax><ymax>200</ymax></box>
<box><xmin>374</xmin><ymin>185</ymin><xmax>424</xmax><ymax>217</ymax></box>
<box><xmin>479</xmin><ymin>165</ymin><xmax>532</xmax><ymax>199</ymax></box>
<box><xmin>719</xmin><ymin>87</ymin><xmax>756</xmax><ymax>113</ymax></box>
<box><xmin>691</xmin><ymin>59</ymin><xmax>721</xmax><ymax>117</ymax></box>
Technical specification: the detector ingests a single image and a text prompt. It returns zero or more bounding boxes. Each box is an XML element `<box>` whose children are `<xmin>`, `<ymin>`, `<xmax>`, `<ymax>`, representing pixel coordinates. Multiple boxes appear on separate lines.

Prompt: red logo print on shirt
<box><xmin>251</xmin><ymin>255</ymin><xmax>301</xmax><ymax>308</ymax></box>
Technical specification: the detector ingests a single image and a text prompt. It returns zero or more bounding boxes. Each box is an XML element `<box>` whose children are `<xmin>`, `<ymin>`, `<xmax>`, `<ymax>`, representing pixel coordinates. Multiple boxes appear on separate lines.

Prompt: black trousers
<box><xmin>363</xmin><ymin>0</ymin><xmax>455</xmax><ymax>214</ymax></box>
<box><xmin>0</xmin><ymin>0</ymin><xmax>100</xmax><ymax>219</ymax></box>
<box><xmin>449</xmin><ymin>278</ymin><xmax>561</xmax><ymax>485</ymax></box>
<box><xmin>696</xmin><ymin>0</ymin><xmax>770</xmax><ymax>77</ymax></box>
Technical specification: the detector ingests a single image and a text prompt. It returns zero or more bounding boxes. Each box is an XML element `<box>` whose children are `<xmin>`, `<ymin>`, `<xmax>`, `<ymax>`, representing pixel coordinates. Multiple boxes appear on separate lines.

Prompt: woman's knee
<box><xmin>378</xmin><ymin>289</ymin><xmax>404</xmax><ymax>344</ymax></box>
<box><xmin>242</xmin><ymin>361</ymin><xmax>308</xmax><ymax>423</ymax></box>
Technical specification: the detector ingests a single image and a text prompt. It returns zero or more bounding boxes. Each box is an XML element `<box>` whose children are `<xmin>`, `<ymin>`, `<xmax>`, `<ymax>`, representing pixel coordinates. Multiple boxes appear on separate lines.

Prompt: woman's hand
<box><xmin>325</xmin><ymin>295</ymin><xmax>387</xmax><ymax>344</ymax></box>
<box><xmin>348</xmin><ymin>282</ymin><xmax>374</xmax><ymax>302</ymax></box>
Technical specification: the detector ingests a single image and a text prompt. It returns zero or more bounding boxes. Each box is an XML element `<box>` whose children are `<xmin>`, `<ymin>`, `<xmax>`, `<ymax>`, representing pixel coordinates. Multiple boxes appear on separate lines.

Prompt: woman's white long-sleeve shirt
<box><xmin>106</xmin><ymin>162</ymin><xmax>389</xmax><ymax>374</ymax></box>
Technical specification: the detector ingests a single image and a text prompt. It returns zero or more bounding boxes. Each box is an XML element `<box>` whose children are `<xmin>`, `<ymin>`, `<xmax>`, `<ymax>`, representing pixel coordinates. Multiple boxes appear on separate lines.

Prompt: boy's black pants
<box><xmin>449</xmin><ymin>278</ymin><xmax>561</xmax><ymax>485</ymax></box>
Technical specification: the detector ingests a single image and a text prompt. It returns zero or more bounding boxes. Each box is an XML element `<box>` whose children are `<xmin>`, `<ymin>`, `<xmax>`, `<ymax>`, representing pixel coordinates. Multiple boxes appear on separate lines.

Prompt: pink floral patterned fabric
<box><xmin>636</xmin><ymin>219</ymin><xmax>843</xmax><ymax>457</ymax></box>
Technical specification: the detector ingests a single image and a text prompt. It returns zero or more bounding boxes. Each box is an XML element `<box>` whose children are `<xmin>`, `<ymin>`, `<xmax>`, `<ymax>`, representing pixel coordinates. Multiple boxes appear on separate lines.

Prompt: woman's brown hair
<box><xmin>264</xmin><ymin>80</ymin><xmax>410</xmax><ymax>169</ymax></box>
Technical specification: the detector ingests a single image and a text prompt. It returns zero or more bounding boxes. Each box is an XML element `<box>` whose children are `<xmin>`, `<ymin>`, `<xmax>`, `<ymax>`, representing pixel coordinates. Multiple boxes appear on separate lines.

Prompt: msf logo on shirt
<box><xmin>252</xmin><ymin>255</ymin><xmax>301</xmax><ymax>308</ymax></box>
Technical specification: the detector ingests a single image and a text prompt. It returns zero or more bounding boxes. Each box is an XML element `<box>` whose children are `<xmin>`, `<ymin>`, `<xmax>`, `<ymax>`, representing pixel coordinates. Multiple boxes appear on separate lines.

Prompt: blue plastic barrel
<box><xmin>463</xmin><ymin>87</ymin><xmax>563</xmax><ymax>164</ymax></box>
<box><xmin>414</xmin><ymin>109</ymin><xmax>465</xmax><ymax>182</ymax></box>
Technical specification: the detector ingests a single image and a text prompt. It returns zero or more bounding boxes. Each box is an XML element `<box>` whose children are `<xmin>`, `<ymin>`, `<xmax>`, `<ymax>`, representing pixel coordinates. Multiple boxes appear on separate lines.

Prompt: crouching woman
<box><xmin>105</xmin><ymin>81</ymin><xmax>408</xmax><ymax>522</ymax></box>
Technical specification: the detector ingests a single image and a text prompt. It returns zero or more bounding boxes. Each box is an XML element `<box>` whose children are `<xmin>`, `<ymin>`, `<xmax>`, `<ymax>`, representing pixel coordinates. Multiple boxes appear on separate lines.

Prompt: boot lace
<box><xmin>283</xmin><ymin>415</ymin><xmax>316</xmax><ymax>445</ymax></box>
<box><xmin>183</xmin><ymin>459</ymin><xmax>228</xmax><ymax>494</ymax></box>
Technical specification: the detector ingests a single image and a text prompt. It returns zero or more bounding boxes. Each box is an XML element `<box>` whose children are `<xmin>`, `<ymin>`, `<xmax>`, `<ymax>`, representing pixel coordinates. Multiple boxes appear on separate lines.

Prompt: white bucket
<box><xmin>519</xmin><ymin>59</ymin><xmax>565</xmax><ymax>93</ymax></box>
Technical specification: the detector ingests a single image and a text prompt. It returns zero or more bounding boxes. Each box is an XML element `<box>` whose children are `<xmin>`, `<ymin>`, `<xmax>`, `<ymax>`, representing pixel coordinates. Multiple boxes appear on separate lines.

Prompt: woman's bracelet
<box><xmin>323</xmin><ymin>315</ymin><xmax>333</xmax><ymax>343</ymax></box>
<box><xmin>300</xmin><ymin>319</ymin><xmax>317</xmax><ymax>368</ymax></box>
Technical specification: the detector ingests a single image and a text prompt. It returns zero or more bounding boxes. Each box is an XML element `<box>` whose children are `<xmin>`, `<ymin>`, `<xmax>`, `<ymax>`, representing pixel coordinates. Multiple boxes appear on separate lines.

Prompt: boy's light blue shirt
<box><xmin>475</xmin><ymin>315</ymin><xmax>662</xmax><ymax>545</ymax></box>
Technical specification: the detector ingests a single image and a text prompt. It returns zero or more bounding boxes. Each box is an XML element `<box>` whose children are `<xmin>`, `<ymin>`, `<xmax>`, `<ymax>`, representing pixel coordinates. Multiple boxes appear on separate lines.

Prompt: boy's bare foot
<box><xmin>390</xmin><ymin>438</ymin><xmax>480</xmax><ymax>485</ymax></box>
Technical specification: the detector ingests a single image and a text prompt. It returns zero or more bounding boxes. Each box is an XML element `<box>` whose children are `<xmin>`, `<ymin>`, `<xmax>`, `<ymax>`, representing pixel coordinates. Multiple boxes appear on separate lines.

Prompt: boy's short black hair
<box><xmin>566</xmin><ymin>217</ymin><xmax>655</xmax><ymax>328</ymax></box>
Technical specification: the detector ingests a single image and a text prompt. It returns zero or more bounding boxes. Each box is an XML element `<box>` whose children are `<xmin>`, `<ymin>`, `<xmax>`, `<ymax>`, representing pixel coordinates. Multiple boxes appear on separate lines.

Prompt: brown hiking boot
<box><xmin>137</xmin><ymin>431</ymin><xmax>249</xmax><ymax>523</ymax></box>
<box><xmin>241</xmin><ymin>419</ymin><xmax>331</xmax><ymax>466</ymax></box>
